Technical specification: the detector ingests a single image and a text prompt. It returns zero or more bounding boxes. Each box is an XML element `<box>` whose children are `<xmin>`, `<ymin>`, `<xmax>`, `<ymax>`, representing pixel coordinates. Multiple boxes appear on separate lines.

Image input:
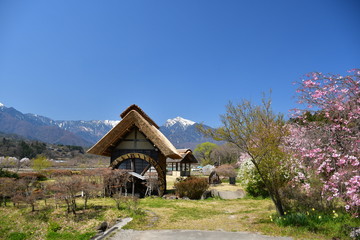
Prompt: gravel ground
<box><xmin>107</xmin><ymin>229</ymin><xmax>293</xmax><ymax>240</ymax></box>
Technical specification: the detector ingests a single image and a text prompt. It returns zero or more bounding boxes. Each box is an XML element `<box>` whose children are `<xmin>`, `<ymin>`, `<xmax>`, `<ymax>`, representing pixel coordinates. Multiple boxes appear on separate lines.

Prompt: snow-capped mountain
<box><xmin>0</xmin><ymin>105</ymin><xmax>92</xmax><ymax>146</ymax></box>
<box><xmin>0</xmin><ymin>104</ymin><xmax>121</xmax><ymax>146</ymax></box>
<box><xmin>0</xmin><ymin>102</ymin><xmax>5</xmax><ymax>108</ymax></box>
<box><xmin>54</xmin><ymin>120</ymin><xmax>120</xmax><ymax>144</ymax></box>
<box><xmin>160</xmin><ymin>117</ymin><xmax>218</xmax><ymax>149</ymax></box>
<box><xmin>25</xmin><ymin>113</ymin><xmax>56</xmax><ymax>126</ymax></box>
<box><xmin>164</xmin><ymin>116</ymin><xmax>195</xmax><ymax>129</ymax></box>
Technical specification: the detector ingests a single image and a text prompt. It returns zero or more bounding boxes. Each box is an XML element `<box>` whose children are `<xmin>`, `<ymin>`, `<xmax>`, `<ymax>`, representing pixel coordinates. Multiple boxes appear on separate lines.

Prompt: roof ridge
<box><xmin>120</xmin><ymin>104</ymin><xmax>159</xmax><ymax>129</ymax></box>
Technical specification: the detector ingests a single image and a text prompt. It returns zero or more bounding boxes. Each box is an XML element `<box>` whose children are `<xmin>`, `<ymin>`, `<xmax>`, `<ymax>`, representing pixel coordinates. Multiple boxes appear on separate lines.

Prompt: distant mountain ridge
<box><xmin>0</xmin><ymin>103</ymin><xmax>217</xmax><ymax>149</ymax></box>
<box><xmin>54</xmin><ymin>120</ymin><xmax>119</xmax><ymax>144</ymax></box>
<box><xmin>0</xmin><ymin>104</ymin><xmax>92</xmax><ymax>146</ymax></box>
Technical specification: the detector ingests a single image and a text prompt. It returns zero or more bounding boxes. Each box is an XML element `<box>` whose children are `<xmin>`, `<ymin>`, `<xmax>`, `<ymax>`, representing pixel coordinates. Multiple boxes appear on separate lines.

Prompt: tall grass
<box><xmin>272</xmin><ymin>210</ymin><xmax>360</xmax><ymax>239</ymax></box>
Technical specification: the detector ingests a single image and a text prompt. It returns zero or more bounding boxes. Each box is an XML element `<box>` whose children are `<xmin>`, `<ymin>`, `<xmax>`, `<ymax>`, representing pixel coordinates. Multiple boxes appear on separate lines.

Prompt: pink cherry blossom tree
<box><xmin>288</xmin><ymin>69</ymin><xmax>359</xmax><ymax>216</ymax></box>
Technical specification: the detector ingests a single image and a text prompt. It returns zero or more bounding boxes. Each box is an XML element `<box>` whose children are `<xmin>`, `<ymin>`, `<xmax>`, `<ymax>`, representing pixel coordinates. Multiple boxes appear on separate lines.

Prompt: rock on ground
<box><xmin>211</xmin><ymin>189</ymin><xmax>246</xmax><ymax>199</ymax></box>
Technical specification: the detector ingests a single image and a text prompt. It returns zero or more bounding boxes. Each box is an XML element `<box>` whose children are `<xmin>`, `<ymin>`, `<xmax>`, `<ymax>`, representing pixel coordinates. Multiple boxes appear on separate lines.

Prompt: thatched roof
<box><xmin>166</xmin><ymin>149</ymin><xmax>198</xmax><ymax>164</ymax></box>
<box><xmin>87</xmin><ymin>106</ymin><xmax>181</xmax><ymax>159</ymax></box>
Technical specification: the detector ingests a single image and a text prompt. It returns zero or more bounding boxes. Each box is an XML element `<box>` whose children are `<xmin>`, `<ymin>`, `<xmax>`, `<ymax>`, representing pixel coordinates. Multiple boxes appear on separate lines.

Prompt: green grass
<box><xmin>272</xmin><ymin>210</ymin><xmax>360</xmax><ymax>239</ymax></box>
<box><xmin>138</xmin><ymin>197</ymin><xmax>176</xmax><ymax>208</ymax></box>
<box><xmin>0</xmin><ymin>198</ymin><xmax>134</xmax><ymax>240</ymax></box>
<box><xmin>46</xmin><ymin>231</ymin><xmax>95</xmax><ymax>240</ymax></box>
<box><xmin>7</xmin><ymin>232</ymin><xmax>27</xmax><ymax>240</ymax></box>
<box><xmin>1</xmin><ymin>196</ymin><xmax>358</xmax><ymax>240</ymax></box>
<box><xmin>169</xmin><ymin>205</ymin><xmax>224</xmax><ymax>221</ymax></box>
<box><xmin>131</xmin><ymin>197</ymin><xmax>358</xmax><ymax>240</ymax></box>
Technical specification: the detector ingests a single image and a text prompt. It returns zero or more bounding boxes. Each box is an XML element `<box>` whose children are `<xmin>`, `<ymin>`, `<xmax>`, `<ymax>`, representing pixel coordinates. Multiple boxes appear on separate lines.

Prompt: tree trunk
<box><xmin>84</xmin><ymin>196</ymin><xmax>88</xmax><ymax>210</ymax></box>
<box><xmin>273</xmin><ymin>196</ymin><xmax>285</xmax><ymax>216</ymax></box>
<box><xmin>268</xmin><ymin>187</ymin><xmax>285</xmax><ymax>216</ymax></box>
<box><xmin>71</xmin><ymin>198</ymin><xmax>77</xmax><ymax>215</ymax></box>
<box><xmin>65</xmin><ymin>199</ymin><xmax>71</xmax><ymax>213</ymax></box>
<box><xmin>252</xmin><ymin>159</ymin><xmax>285</xmax><ymax>216</ymax></box>
<box><xmin>72</xmin><ymin>206</ymin><xmax>76</xmax><ymax>215</ymax></box>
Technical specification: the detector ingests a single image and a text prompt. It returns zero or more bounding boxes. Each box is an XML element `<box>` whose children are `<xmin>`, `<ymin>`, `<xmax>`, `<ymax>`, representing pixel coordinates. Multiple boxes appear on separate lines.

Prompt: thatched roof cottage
<box><xmin>87</xmin><ymin>104</ymin><xmax>198</xmax><ymax>196</ymax></box>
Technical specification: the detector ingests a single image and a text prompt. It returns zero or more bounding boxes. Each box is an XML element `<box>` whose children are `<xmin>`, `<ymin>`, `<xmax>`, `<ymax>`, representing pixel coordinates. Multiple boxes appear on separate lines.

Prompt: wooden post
<box><xmin>132</xmin><ymin>178</ymin><xmax>135</xmax><ymax>196</ymax></box>
<box><xmin>131</xmin><ymin>159</ymin><xmax>135</xmax><ymax>171</ymax></box>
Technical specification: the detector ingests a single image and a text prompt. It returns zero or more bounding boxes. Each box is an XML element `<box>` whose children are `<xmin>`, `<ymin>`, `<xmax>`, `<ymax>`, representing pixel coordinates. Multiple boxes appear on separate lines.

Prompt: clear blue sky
<box><xmin>0</xmin><ymin>0</ymin><xmax>359</xmax><ymax>127</ymax></box>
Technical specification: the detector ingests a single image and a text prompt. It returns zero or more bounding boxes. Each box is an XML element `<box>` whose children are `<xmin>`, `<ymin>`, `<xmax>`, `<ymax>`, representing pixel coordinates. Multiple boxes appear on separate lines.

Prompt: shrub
<box><xmin>49</xmin><ymin>176</ymin><xmax>83</xmax><ymax>215</ymax></box>
<box><xmin>42</xmin><ymin>169</ymin><xmax>72</xmax><ymax>178</ymax></box>
<box><xmin>0</xmin><ymin>168</ymin><xmax>19</xmax><ymax>178</ymax></box>
<box><xmin>215</xmin><ymin>164</ymin><xmax>237</xmax><ymax>178</ymax></box>
<box><xmin>280</xmin><ymin>174</ymin><xmax>333</xmax><ymax>212</ymax></box>
<box><xmin>273</xmin><ymin>210</ymin><xmax>360</xmax><ymax>239</ymax></box>
<box><xmin>31</xmin><ymin>155</ymin><xmax>51</xmax><ymax>172</ymax></box>
<box><xmin>33</xmin><ymin>207</ymin><xmax>52</xmax><ymax>221</ymax></box>
<box><xmin>18</xmin><ymin>172</ymin><xmax>47</xmax><ymax>181</ymax></box>
<box><xmin>8</xmin><ymin>232</ymin><xmax>27</xmax><ymax>240</ymax></box>
<box><xmin>245</xmin><ymin>170</ymin><xmax>269</xmax><ymax>198</ymax></box>
<box><xmin>103</xmin><ymin>169</ymin><xmax>131</xmax><ymax>196</ymax></box>
<box><xmin>274</xmin><ymin>212</ymin><xmax>309</xmax><ymax>227</ymax></box>
<box><xmin>48</xmin><ymin>222</ymin><xmax>62</xmax><ymax>232</ymax></box>
<box><xmin>112</xmin><ymin>195</ymin><xmax>144</xmax><ymax>215</ymax></box>
<box><xmin>174</xmin><ymin>177</ymin><xmax>209</xmax><ymax>199</ymax></box>
<box><xmin>0</xmin><ymin>157</ymin><xmax>18</xmax><ymax>168</ymax></box>
<box><xmin>238</xmin><ymin>158</ymin><xmax>269</xmax><ymax>198</ymax></box>
<box><xmin>0</xmin><ymin>177</ymin><xmax>16</xmax><ymax>206</ymax></box>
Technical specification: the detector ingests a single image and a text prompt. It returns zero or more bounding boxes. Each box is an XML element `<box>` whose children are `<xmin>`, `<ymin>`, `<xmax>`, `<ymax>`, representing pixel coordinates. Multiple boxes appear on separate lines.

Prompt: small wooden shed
<box><xmin>87</xmin><ymin>104</ymin><xmax>183</xmax><ymax>196</ymax></box>
<box><xmin>167</xmin><ymin>149</ymin><xmax>198</xmax><ymax>177</ymax></box>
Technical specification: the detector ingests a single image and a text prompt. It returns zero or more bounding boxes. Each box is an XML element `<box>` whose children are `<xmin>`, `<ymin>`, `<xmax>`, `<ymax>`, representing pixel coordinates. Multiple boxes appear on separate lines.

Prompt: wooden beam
<box><xmin>141</xmin><ymin>164</ymin><xmax>151</xmax><ymax>176</ymax></box>
<box><xmin>132</xmin><ymin>178</ymin><xmax>135</xmax><ymax>196</ymax></box>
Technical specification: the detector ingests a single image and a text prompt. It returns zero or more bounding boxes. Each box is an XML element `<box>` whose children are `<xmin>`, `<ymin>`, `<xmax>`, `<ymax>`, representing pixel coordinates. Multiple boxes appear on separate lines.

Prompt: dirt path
<box><xmin>107</xmin><ymin>229</ymin><xmax>293</xmax><ymax>240</ymax></box>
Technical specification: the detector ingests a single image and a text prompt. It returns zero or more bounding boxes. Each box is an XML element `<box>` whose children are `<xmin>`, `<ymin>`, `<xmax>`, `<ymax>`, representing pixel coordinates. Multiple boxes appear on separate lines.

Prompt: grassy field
<box><xmin>0</xmin><ymin>198</ymin><xmax>124</xmax><ymax>240</ymax></box>
<box><xmin>133</xmin><ymin>198</ymin><xmax>336</xmax><ymax>240</ymax></box>
<box><xmin>1</xmin><ymin>196</ymin><xmax>358</xmax><ymax>240</ymax></box>
<box><xmin>0</xmin><ymin>176</ymin><xmax>358</xmax><ymax>240</ymax></box>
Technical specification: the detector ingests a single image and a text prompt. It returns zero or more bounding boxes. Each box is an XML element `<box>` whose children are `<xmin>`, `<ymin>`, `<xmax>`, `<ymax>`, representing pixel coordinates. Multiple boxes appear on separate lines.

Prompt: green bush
<box><xmin>245</xmin><ymin>170</ymin><xmax>269</xmax><ymax>198</ymax></box>
<box><xmin>0</xmin><ymin>168</ymin><xmax>19</xmax><ymax>178</ymax></box>
<box><xmin>274</xmin><ymin>212</ymin><xmax>309</xmax><ymax>227</ymax></box>
<box><xmin>273</xmin><ymin>210</ymin><xmax>360</xmax><ymax>239</ymax></box>
<box><xmin>48</xmin><ymin>222</ymin><xmax>62</xmax><ymax>232</ymax></box>
<box><xmin>42</xmin><ymin>169</ymin><xmax>72</xmax><ymax>178</ymax></box>
<box><xmin>174</xmin><ymin>177</ymin><xmax>209</xmax><ymax>199</ymax></box>
<box><xmin>112</xmin><ymin>195</ymin><xmax>144</xmax><ymax>216</ymax></box>
<box><xmin>8</xmin><ymin>232</ymin><xmax>27</xmax><ymax>240</ymax></box>
<box><xmin>237</xmin><ymin>159</ymin><xmax>269</xmax><ymax>198</ymax></box>
<box><xmin>18</xmin><ymin>172</ymin><xmax>47</xmax><ymax>181</ymax></box>
<box><xmin>31</xmin><ymin>155</ymin><xmax>51</xmax><ymax>172</ymax></box>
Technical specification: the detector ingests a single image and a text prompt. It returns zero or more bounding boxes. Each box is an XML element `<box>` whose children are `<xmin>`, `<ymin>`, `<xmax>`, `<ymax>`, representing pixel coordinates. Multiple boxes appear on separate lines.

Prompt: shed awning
<box><xmin>166</xmin><ymin>149</ymin><xmax>198</xmax><ymax>164</ymax></box>
<box><xmin>128</xmin><ymin>171</ymin><xmax>146</xmax><ymax>180</ymax></box>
